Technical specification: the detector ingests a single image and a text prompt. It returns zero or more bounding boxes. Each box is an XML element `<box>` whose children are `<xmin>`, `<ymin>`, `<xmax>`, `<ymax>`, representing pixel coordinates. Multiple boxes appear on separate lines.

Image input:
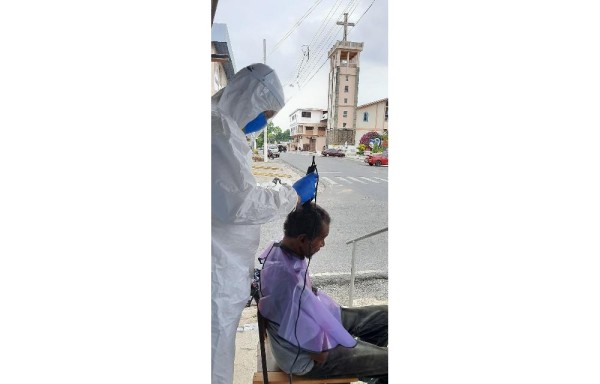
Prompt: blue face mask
<box><xmin>243</xmin><ymin>113</ymin><xmax>268</xmax><ymax>134</ymax></box>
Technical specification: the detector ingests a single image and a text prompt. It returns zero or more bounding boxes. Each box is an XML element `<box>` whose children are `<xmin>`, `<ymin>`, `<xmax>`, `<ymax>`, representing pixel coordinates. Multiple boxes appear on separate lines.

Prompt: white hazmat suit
<box><xmin>211</xmin><ymin>64</ymin><xmax>299</xmax><ymax>384</ymax></box>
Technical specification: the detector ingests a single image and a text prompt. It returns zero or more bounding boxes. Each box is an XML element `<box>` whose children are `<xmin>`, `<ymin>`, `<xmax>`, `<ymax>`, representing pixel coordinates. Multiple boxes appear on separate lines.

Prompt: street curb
<box><xmin>311</xmin><ymin>270</ymin><xmax>388</xmax><ymax>286</ymax></box>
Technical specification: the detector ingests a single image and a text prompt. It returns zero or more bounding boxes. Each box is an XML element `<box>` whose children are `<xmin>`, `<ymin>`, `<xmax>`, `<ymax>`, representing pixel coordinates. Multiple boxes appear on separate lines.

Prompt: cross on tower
<box><xmin>336</xmin><ymin>13</ymin><xmax>355</xmax><ymax>41</ymax></box>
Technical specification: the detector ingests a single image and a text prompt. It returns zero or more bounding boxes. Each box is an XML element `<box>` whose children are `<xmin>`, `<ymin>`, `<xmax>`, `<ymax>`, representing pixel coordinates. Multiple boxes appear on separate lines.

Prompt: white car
<box><xmin>267</xmin><ymin>145</ymin><xmax>280</xmax><ymax>158</ymax></box>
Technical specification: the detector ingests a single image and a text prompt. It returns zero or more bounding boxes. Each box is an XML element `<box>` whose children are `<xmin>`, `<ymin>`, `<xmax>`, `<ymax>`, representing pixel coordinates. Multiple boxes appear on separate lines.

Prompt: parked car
<box><xmin>266</xmin><ymin>145</ymin><xmax>279</xmax><ymax>159</ymax></box>
<box><xmin>321</xmin><ymin>148</ymin><xmax>346</xmax><ymax>157</ymax></box>
<box><xmin>365</xmin><ymin>150</ymin><xmax>388</xmax><ymax>166</ymax></box>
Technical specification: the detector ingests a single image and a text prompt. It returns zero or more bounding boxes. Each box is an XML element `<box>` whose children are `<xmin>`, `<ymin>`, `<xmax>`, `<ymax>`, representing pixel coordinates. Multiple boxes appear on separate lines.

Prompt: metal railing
<box><xmin>345</xmin><ymin>227</ymin><xmax>388</xmax><ymax>307</ymax></box>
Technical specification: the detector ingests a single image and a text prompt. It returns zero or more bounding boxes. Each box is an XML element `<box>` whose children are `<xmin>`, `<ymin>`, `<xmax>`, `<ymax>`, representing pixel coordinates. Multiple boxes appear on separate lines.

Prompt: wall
<box><xmin>355</xmin><ymin>99</ymin><xmax>388</xmax><ymax>144</ymax></box>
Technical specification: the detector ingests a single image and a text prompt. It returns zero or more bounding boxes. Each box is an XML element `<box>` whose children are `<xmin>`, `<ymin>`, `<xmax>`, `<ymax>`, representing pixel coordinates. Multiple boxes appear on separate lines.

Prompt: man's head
<box><xmin>282</xmin><ymin>203</ymin><xmax>331</xmax><ymax>259</ymax></box>
<box><xmin>215</xmin><ymin>63</ymin><xmax>285</xmax><ymax>135</ymax></box>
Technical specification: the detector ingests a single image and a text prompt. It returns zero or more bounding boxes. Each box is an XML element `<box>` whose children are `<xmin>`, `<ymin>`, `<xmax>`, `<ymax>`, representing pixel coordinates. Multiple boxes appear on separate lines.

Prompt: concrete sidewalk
<box><xmin>251</xmin><ymin>160</ymin><xmax>302</xmax><ymax>186</ymax></box>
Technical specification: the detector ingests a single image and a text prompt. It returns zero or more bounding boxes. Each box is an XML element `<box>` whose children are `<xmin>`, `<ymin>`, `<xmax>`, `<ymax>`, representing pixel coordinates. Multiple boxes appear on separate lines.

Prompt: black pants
<box><xmin>301</xmin><ymin>305</ymin><xmax>388</xmax><ymax>384</ymax></box>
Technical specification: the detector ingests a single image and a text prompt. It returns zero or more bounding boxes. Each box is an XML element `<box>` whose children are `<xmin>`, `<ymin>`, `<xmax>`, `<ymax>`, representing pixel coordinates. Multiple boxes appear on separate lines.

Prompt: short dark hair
<box><xmin>284</xmin><ymin>203</ymin><xmax>331</xmax><ymax>240</ymax></box>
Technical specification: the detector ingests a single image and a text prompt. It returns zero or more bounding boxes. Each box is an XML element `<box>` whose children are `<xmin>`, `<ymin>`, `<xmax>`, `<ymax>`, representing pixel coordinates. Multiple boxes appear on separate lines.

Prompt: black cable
<box><xmin>289</xmin><ymin>158</ymin><xmax>319</xmax><ymax>383</ymax></box>
<box><xmin>288</xmin><ymin>254</ymin><xmax>312</xmax><ymax>384</ymax></box>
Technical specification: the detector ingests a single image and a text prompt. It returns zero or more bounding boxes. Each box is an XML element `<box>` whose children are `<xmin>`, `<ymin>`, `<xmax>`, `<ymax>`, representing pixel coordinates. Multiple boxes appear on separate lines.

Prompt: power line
<box><xmin>280</xmin><ymin>0</ymin><xmax>346</xmax><ymax>88</ymax></box>
<box><xmin>298</xmin><ymin>0</ymin><xmax>373</xmax><ymax>87</ymax></box>
<box><xmin>289</xmin><ymin>0</ymin><xmax>378</xmax><ymax>99</ymax></box>
<box><xmin>353</xmin><ymin>0</ymin><xmax>376</xmax><ymax>25</ymax></box>
<box><xmin>297</xmin><ymin>0</ymin><xmax>360</xmax><ymax>83</ymax></box>
<box><xmin>296</xmin><ymin>0</ymin><xmax>361</xmax><ymax>86</ymax></box>
<box><xmin>306</xmin><ymin>0</ymin><xmax>346</xmax><ymax>48</ymax></box>
<box><xmin>268</xmin><ymin>0</ymin><xmax>326</xmax><ymax>56</ymax></box>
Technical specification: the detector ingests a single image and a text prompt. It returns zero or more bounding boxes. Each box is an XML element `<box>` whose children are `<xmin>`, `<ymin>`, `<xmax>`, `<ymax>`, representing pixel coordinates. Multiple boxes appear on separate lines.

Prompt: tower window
<box><xmin>344</xmin><ymin>98</ymin><xmax>348</xmax><ymax>104</ymax></box>
<box><xmin>363</xmin><ymin>112</ymin><xmax>369</xmax><ymax>122</ymax></box>
<box><xmin>346</xmin><ymin>75</ymin><xmax>349</xmax><ymax>81</ymax></box>
<box><xmin>343</xmin><ymin>111</ymin><xmax>348</xmax><ymax>118</ymax></box>
<box><xmin>344</xmin><ymin>86</ymin><xmax>349</xmax><ymax>93</ymax></box>
<box><xmin>343</xmin><ymin>123</ymin><xmax>347</xmax><ymax>128</ymax></box>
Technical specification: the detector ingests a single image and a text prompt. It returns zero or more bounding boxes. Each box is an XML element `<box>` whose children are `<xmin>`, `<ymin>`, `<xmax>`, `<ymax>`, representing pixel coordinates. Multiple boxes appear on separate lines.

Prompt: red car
<box><xmin>321</xmin><ymin>148</ymin><xmax>346</xmax><ymax>157</ymax></box>
<box><xmin>365</xmin><ymin>150</ymin><xmax>388</xmax><ymax>166</ymax></box>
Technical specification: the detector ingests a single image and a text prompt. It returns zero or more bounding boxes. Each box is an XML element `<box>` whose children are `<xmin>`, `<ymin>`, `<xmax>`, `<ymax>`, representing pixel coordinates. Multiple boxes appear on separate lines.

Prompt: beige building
<box><xmin>289</xmin><ymin>108</ymin><xmax>327</xmax><ymax>152</ymax></box>
<box><xmin>326</xmin><ymin>14</ymin><xmax>363</xmax><ymax>146</ymax></box>
<box><xmin>355</xmin><ymin>98</ymin><xmax>388</xmax><ymax>144</ymax></box>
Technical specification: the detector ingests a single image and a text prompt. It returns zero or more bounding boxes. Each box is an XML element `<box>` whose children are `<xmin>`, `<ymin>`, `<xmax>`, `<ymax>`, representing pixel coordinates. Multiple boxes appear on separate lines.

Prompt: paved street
<box><xmin>281</xmin><ymin>151</ymin><xmax>388</xmax><ymax>202</ymax></box>
<box><xmin>255</xmin><ymin>152</ymin><xmax>388</xmax><ymax>276</ymax></box>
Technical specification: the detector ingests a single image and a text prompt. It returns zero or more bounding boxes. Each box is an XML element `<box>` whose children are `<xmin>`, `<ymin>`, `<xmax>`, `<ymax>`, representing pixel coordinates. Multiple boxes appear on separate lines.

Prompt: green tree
<box><xmin>275</xmin><ymin>129</ymin><xmax>291</xmax><ymax>143</ymax></box>
<box><xmin>268</xmin><ymin>123</ymin><xmax>282</xmax><ymax>143</ymax></box>
<box><xmin>254</xmin><ymin>122</ymin><xmax>284</xmax><ymax>148</ymax></box>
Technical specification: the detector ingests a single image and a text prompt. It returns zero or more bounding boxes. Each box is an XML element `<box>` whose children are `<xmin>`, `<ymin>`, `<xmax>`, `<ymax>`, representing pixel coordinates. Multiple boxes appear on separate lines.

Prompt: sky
<box><xmin>213</xmin><ymin>0</ymin><xmax>388</xmax><ymax>130</ymax></box>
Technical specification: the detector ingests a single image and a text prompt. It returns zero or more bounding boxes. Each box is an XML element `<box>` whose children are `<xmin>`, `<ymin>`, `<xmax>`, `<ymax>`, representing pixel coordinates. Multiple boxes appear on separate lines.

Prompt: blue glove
<box><xmin>292</xmin><ymin>172</ymin><xmax>318</xmax><ymax>205</ymax></box>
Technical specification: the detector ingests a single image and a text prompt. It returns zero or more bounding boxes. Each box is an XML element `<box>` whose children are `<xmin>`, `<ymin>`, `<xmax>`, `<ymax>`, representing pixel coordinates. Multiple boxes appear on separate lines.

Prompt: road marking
<box><xmin>321</xmin><ymin>176</ymin><xmax>339</xmax><ymax>185</ymax></box>
<box><xmin>322</xmin><ymin>175</ymin><xmax>387</xmax><ymax>185</ymax></box>
<box><xmin>347</xmin><ymin>177</ymin><xmax>367</xmax><ymax>184</ymax></box>
<box><xmin>360</xmin><ymin>177</ymin><xmax>379</xmax><ymax>183</ymax></box>
<box><xmin>336</xmin><ymin>177</ymin><xmax>353</xmax><ymax>184</ymax></box>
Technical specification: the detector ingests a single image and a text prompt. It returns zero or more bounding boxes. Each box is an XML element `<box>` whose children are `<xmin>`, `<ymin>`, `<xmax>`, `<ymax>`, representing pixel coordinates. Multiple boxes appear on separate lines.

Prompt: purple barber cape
<box><xmin>258</xmin><ymin>242</ymin><xmax>357</xmax><ymax>352</ymax></box>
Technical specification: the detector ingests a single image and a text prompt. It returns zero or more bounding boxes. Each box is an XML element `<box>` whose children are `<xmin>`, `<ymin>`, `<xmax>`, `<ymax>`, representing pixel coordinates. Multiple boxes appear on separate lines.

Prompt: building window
<box><xmin>363</xmin><ymin>112</ymin><xmax>369</xmax><ymax>122</ymax></box>
<box><xmin>344</xmin><ymin>98</ymin><xmax>347</xmax><ymax>104</ymax></box>
<box><xmin>342</xmin><ymin>123</ymin><xmax>347</xmax><ymax>128</ymax></box>
<box><xmin>343</xmin><ymin>111</ymin><xmax>348</xmax><ymax>118</ymax></box>
<box><xmin>344</xmin><ymin>86</ymin><xmax>349</xmax><ymax>93</ymax></box>
<box><xmin>301</xmin><ymin>111</ymin><xmax>311</xmax><ymax>118</ymax></box>
<box><xmin>346</xmin><ymin>75</ymin><xmax>349</xmax><ymax>81</ymax></box>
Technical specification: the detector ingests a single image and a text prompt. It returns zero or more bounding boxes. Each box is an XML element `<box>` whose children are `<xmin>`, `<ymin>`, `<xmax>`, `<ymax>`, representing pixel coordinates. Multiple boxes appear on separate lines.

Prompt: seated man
<box><xmin>257</xmin><ymin>203</ymin><xmax>388</xmax><ymax>384</ymax></box>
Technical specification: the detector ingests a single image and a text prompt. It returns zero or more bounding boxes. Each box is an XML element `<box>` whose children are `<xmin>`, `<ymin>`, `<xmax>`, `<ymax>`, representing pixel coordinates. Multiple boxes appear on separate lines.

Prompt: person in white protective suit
<box><xmin>211</xmin><ymin>63</ymin><xmax>318</xmax><ymax>384</ymax></box>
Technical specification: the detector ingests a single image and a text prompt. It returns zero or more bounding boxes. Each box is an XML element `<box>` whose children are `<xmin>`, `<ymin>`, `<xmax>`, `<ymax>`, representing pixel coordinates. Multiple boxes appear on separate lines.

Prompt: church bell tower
<box><xmin>326</xmin><ymin>13</ymin><xmax>363</xmax><ymax>146</ymax></box>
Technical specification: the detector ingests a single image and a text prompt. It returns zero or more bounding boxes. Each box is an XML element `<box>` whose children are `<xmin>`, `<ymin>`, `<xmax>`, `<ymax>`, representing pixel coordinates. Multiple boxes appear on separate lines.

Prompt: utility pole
<box><xmin>263</xmin><ymin>38</ymin><xmax>268</xmax><ymax>162</ymax></box>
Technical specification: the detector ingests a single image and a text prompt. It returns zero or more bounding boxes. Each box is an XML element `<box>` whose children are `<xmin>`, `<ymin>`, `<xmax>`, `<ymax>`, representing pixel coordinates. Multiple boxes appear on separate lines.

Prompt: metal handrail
<box><xmin>345</xmin><ymin>227</ymin><xmax>388</xmax><ymax>307</ymax></box>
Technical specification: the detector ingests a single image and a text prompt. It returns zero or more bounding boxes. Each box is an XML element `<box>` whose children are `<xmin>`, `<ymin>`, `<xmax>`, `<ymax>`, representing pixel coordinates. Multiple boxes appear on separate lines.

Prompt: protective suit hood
<box><xmin>215</xmin><ymin>63</ymin><xmax>285</xmax><ymax>130</ymax></box>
